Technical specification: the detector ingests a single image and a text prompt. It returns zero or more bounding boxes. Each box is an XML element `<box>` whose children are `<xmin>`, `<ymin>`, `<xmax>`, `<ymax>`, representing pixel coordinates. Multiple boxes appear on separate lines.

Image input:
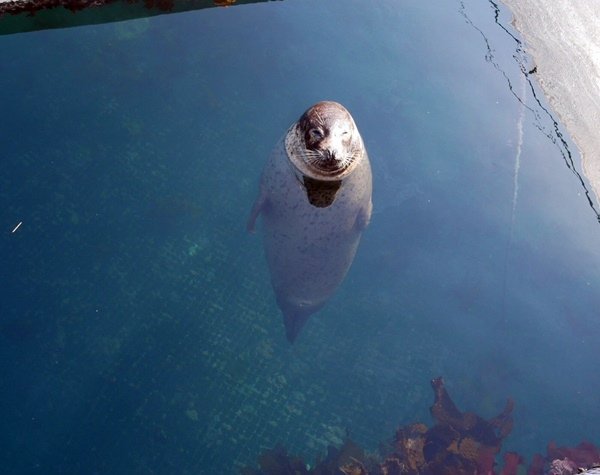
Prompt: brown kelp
<box><xmin>242</xmin><ymin>378</ymin><xmax>600</xmax><ymax>474</ymax></box>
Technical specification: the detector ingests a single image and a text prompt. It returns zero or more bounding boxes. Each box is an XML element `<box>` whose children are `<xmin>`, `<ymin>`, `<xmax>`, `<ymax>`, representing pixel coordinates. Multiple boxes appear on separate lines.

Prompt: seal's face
<box><xmin>299</xmin><ymin>102</ymin><xmax>357</xmax><ymax>172</ymax></box>
<box><xmin>286</xmin><ymin>101</ymin><xmax>364</xmax><ymax>181</ymax></box>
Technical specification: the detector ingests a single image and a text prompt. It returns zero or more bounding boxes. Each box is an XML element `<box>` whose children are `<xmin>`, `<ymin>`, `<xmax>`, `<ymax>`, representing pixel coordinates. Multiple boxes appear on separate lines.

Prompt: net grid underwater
<box><xmin>1</xmin><ymin>0</ymin><xmax>600</xmax><ymax>474</ymax></box>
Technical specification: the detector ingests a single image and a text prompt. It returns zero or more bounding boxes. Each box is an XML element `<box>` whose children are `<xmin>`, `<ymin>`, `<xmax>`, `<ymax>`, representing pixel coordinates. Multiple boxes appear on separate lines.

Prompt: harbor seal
<box><xmin>248</xmin><ymin>101</ymin><xmax>372</xmax><ymax>342</ymax></box>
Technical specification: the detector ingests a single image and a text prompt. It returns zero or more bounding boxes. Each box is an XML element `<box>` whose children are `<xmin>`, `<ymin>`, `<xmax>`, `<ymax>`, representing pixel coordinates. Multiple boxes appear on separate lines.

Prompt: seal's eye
<box><xmin>309</xmin><ymin>128</ymin><xmax>323</xmax><ymax>140</ymax></box>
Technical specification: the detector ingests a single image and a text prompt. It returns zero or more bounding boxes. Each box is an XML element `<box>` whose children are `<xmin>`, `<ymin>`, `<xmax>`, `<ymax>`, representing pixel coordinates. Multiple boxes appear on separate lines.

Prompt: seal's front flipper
<box><xmin>355</xmin><ymin>198</ymin><xmax>373</xmax><ymax>231</ymax></box>
<box><xmin>247</xmin><ymin>190</ymin><xmax>266</xmax><ymax>233</ymax></box>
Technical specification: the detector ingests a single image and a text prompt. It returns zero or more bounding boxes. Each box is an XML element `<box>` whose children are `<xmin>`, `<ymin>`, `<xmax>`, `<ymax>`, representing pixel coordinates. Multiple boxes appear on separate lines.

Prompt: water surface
<box><xmin>1</xmin><ymin>1</ymin><xmax>599</xmax><ymax>473</ymax></box>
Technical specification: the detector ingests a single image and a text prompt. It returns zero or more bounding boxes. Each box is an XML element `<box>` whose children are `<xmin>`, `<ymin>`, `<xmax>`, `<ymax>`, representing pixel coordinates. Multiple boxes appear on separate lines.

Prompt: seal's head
<box><xmin>286</xmin><ymin>101</ymin><xmax>364</xmax><ymax>181</ymax></box>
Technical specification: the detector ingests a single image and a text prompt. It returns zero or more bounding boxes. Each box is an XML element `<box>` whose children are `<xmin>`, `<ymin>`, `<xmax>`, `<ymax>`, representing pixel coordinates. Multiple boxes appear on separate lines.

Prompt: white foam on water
<box><xmin>501</xmin><ymin>0</ymin><xmax>600</xmax><ymax>202</ymax></box>
<box><xmin>501</xmin><ymin>72</ymin><xmax>527</xmax><ymax>325</ymax></box>
<box><xmin>510</xmin><ymin>72</ymin><xmax>526</xmax><ymax>237</ymax></box>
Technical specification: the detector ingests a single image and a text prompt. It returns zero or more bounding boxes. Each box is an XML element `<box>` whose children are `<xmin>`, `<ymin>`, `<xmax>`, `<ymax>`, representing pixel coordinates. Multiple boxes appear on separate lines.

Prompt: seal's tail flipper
<box><xmin>283</xmin><ymin>309</ymin><xmax>311</xmax><ymax>343</ymax></box>
<box><xmin>277</xmin><ymin>296</ymin><xmax>324</xmax><ymax>343</ymax></box>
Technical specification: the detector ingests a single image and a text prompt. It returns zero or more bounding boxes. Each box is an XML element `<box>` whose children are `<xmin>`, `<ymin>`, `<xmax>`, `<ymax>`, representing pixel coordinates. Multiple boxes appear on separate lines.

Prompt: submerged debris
<box><xmin>242</xmin><ymin>378</ymin><xmax>600</xmax><ymax>475</ymax></box>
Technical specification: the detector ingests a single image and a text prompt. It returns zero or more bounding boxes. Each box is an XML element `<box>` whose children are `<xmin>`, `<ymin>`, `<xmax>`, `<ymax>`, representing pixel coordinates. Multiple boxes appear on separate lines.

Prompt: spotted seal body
<box><xmin>248</xmin><ymin>101</ymin><xmax>372</xmax><ymax>342</ymax></box>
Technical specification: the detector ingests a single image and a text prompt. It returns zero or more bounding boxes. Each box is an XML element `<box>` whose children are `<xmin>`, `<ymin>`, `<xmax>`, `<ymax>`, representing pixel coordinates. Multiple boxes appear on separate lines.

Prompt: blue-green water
<box><xmin>1</xmin><ymin>0</ymin><xmax>599</xmax><ymax>473</ymax></box>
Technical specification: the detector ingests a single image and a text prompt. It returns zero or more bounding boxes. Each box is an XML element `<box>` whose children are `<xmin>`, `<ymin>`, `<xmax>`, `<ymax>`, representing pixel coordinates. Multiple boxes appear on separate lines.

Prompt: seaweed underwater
<box><xmin>241</xmin><ymin>378</ymin><xmax>600</xmax><ymax>475</ymax></box>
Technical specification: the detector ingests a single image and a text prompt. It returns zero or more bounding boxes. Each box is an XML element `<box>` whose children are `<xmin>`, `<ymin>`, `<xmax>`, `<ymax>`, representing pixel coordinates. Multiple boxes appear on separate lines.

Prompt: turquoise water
<box><xmin>1</xmin><ymin>0</ymin><xmax>599</xmax><ymax>473</ymax></box>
